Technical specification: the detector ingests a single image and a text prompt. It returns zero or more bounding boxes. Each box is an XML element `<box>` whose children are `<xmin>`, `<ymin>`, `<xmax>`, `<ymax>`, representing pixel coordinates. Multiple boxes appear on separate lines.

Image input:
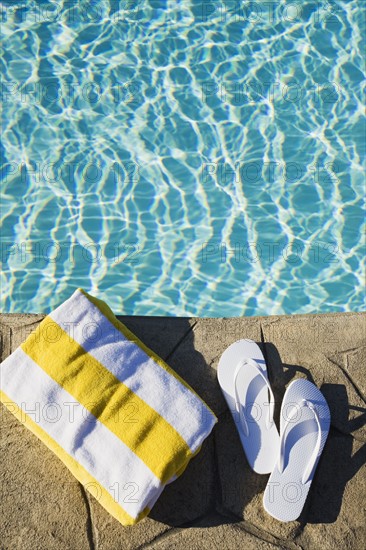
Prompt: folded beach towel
<box><xmin>0</xmin><ymin>288</ymin><xmax>217</xmax><ymax>525</ymax></box>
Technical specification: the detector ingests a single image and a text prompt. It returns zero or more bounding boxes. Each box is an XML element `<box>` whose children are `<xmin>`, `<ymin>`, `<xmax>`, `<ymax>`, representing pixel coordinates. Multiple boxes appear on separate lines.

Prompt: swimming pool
<box><xmin>1</xmin><ymin>1</ymin><xmax>365</xmax><ymax>316</ymax></box>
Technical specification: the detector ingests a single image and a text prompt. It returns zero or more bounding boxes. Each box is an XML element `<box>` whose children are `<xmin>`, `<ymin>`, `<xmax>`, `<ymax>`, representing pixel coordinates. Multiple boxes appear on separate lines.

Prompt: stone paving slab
<box><xmin>0</xmin><ymin>404</ymin><xmax>90</xmax><ymax>550</ymax></box>
<box><xmin>145</xmin><ymin>513</ymin><xmax>280</xmax><ymax>550</ymax></box>
<box><xmin>0</xmin><ymin>311</ymin><xmax>365</xmax><ymax>549</ymax></box>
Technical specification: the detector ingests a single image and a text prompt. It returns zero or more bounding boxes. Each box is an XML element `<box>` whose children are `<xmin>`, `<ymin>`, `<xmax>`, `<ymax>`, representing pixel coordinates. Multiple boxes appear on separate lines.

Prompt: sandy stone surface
<box><xmin>0</xmin><ymin>311</ymin><xmax>365</xmax><ymax>549</ymax></box>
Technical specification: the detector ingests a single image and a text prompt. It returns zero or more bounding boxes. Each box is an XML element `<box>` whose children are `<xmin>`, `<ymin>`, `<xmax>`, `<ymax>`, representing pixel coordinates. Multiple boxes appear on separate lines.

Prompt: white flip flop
<box><xmin>263</xmin><ymin>378</ymin><xmax>330</xmax><ymax>522</ymax></box>
<box><xmin>217</xmin><ymin>339</ymin><xmax>280</xmax><ymax>474</ymax></box>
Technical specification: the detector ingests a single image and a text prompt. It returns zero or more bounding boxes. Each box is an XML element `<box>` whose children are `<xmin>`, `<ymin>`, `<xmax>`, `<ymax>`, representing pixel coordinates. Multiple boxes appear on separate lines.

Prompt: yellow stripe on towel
<box><xmin>80</xmin><ymin>289</ymin><xmax>217</xmax><ymax>420</ymax></box>
<box><xmin>21</xmin><ymin>318</ymin><xmax>192</xmax><ymax>484</ymax></box>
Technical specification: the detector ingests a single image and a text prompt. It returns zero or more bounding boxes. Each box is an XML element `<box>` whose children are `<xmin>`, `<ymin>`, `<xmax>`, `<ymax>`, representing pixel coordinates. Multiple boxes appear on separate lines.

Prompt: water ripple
<box><xmin>1</xmin><ymin>1</ymin><xmax>365</xmax><ymax>315</ymax></box>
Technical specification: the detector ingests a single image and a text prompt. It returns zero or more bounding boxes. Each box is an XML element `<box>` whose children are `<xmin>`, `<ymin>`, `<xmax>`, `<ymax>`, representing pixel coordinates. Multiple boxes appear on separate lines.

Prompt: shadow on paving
<box><xmin>306</xmin><ymin>383</ymin><xmax>366</xmax><ymax>525</ymax></box>
<box><xmin>145</xmin><ymin>335</ymin><xmax>366</xmax><ymax>528</ymax></box>
<box><xmin>253</xmin><ymin>343</ymin><xmax>366</xmax><ymax>528</ymax></box>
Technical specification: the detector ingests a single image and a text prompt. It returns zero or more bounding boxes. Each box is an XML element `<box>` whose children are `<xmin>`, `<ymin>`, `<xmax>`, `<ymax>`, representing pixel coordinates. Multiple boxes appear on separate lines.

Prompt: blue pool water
<box><xmin>1</xmin><ymin>1</ymin><xmax>365</xmax><ymax>316</ymax></box>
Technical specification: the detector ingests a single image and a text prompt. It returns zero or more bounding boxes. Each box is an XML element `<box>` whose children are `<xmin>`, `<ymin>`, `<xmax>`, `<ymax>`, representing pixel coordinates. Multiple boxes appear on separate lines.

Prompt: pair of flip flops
<box><xmin>217</xmin><ymin>339</ymin><xmax>330</xmax><ymax>522</ymax></box>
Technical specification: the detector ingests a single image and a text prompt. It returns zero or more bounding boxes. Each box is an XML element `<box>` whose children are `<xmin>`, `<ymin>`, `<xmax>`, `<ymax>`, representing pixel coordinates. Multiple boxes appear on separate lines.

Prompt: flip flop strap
<box><xmin>233</xmin><ymin>357</ymin><xmax>275</xmax><ymax>438</ymax></box>
<box><xmin>278</xmin><ymin>398</ymin><xmax>322</xmax><ymax>484</ymax></box>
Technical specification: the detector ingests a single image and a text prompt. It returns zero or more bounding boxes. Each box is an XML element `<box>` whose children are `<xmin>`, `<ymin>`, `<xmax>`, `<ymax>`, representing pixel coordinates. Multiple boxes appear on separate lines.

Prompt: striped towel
<box><xmin>0</xmin><ymin>288</ymin><xmax>217</xmax><ymax>525</ymax></box>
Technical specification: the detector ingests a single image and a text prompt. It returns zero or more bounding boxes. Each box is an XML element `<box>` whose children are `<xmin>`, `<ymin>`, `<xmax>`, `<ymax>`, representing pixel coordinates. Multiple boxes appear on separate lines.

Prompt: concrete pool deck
<box><xmin>0</xmin><ymin>311</ymin><xmax>365</xmax><ymax>550</ymax></box>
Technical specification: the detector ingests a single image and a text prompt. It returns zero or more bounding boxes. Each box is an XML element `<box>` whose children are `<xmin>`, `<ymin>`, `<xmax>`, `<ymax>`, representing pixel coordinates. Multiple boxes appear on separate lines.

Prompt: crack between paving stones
<box><xmin>79</xmin><ymin>483</ymin><xmax>96</xmax><ymax>550</ymax></box>
<box><xmin>260</xmin><ymin>321</ymin><xmax>272</xmax><ymax>365</ymax></box>
<box><xmin>211</xmin><ymin>506</ymin><xmax>303</xmax><ymax>550</ymax></box>
<box><xmin>326</xmin><ymin>355</ymin><xmax>366</xmax><ymax>404</ymax></box>
<box><xmin>260</xmin><ymin>321</ymin><xmax>269</xmax><ymax>363</ymax></box>
<box><xmin>8</xmin><ymin>327</ymin><xmax>12</xmax><ymax>356</ymax></box>
<box><xmin>135</xmin><ymin>514</ymin><xmax>301</xmax><ymax>550</ymax></box>
<box><xmin>261</xmin><ymin>318</ymin><xmax>365</xmax><ymax>406</ymax></box>
<box><xmin>208</xmin><ymin>353</ymin><xmax>224</xmax><ymax>367</ymax></box>
<box><xmin>233</xmin><ymin>521</ymin><xmax>304</xmax><ymax>550</ymax></box>
<box><xmin>164</xmin><ymin>321</ymin><xmax>198</xmax><ymax>362</ymax></box>
<box><xmin>339</xmin><ymin>346</ymin><xmax>364</xmax><ymax>354</ymax></box>
<box><xmin>330</xmin><ymin>424</ymin><xmax>366</xmax><ymax>443</ymax></box>
<box><xmin>212</xmin><ymin>428</ymin><xmax>225</xmax><ymax>515</ymax></box>
<box><xmin>177</xmin><ymin>510</ymin><xmax>225</xmax><ymax>529</ymax></box>
<box><xmin>136</xmin><ymin>527</ymin><xmax>183</xmax><ymax>549</ymax></box>
<box><xmin>260</xmin><ymin>322</ymin><xmax>265</xmax><ymax>346</ymax></box>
